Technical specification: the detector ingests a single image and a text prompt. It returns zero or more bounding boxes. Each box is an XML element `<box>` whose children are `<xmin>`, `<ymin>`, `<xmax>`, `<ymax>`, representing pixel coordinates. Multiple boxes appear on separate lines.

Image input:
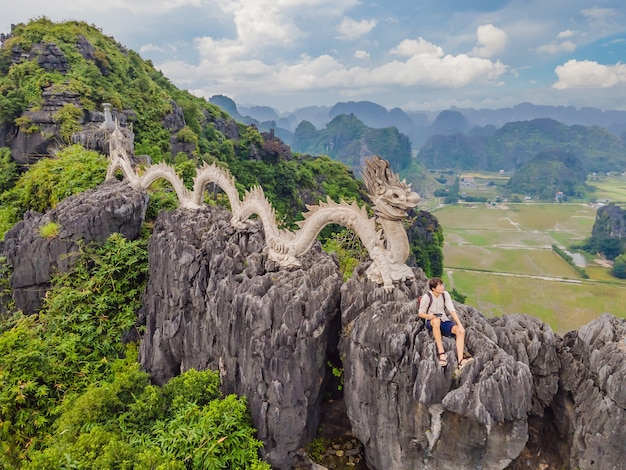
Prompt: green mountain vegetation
<box><xmin>0</xmin><ymin>18</ymin><xmax>445</xmax><ymax>467</ymax></box>
<box><xmin>505</xmin><ymin>149</ymin><xmax>588</xmax><ymax>200</ymax></box>
<box><xmin>418</xmin><ymin>117</ymin><xmax>626</xmax><ymax>173</ymax></box>
<box><xmin>576</xmin><ymin>204</ymin><xmax>626</xmax><ymax>273</ymax></box>
<box><xmin>0</xmin><ymin>233</ymin><xmax>269</xmax><ymax>469</ymax></box>
<box><xmin>398</xmin><ymin>158</ymin><xmax>442</xmax><ymax>200</ymax></box>
<box><xmin>291</xmin><ymin>113</ymin><xmax>412</xmax><ymax>173</ymax></box>
<box><xmin>0</xmin><ymin>18</ymin><xmax>370</xmax><ymax>228</ymax></box>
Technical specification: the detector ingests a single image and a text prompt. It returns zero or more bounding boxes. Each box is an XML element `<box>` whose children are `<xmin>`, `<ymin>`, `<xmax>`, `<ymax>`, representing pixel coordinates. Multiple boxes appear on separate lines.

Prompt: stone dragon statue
<box><xmin>106</xmin><ymin>124</ymin><xmax>420</xmax><ymax>290</ymax></box>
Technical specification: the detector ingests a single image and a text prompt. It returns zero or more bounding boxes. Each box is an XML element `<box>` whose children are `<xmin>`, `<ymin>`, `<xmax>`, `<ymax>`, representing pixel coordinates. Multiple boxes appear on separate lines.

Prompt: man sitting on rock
<box><xmin>418</xmin><ymin>277</ymin><xmax>473</xmax><ymax>370</ymax></box>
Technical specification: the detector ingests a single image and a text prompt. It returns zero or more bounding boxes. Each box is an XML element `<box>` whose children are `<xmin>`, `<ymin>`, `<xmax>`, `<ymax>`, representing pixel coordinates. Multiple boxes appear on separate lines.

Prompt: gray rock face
<box><xmin>203</xmin><ymin>109</ymin><xmax>240</xmax><ymax>140</ymax></box>
<box><xmin>72</xmin><ymin>121</ymin><xmax>134</xmax><ymax>157</ymax></box>
<box><xmin>75</xmin><ymin>35</ymin><xmax>109</xmax><ymax>75</ymax></box>
<box><xmin>138</xmin><ymin>206</ymin><xmax>343</xmax><ymax>469</ymax></box>
<box><xmin>488</xmin><ymin>314</ymin><xmax>560</xmax><ymax>416</ymax></box>
<box><xmin>1</xmin><ymin>180</ymin><xmax>147</xmax><ymax>313</ymax></box>
<box><xmin>162</xmin><ymin>100</ymin><xmax>186</xmax><ymax>132</ymax></box>
<box><xmin>34</xmin><ymin>42</ymin><xmax>70</xmax><ymax>73</ymax></box>
<box><xmin>338</xmin><ymin>274</ymin><xmax>565</xmax><ymax>470</ymax></box>
<box><xmin>555</xmin><ymin>313</ymin><xmax>626</xmax><ymax>469</ymax></box>
<box><xmin>593</xmin><ymin>204</ymin><xmax>626</xmax><ymax>239</ymax></box>
<box><xmin>8</xmin><ymin>87</ymin><xmax>132</xmax><ymax>166</ymax></box>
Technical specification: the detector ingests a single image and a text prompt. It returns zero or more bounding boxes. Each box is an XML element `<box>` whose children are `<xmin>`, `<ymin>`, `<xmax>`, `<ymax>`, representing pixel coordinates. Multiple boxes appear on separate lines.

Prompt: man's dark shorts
<box><xmin>426</xmin><ymin>318</ymin><xmax>455</xmax><ymax>337</ymax></box>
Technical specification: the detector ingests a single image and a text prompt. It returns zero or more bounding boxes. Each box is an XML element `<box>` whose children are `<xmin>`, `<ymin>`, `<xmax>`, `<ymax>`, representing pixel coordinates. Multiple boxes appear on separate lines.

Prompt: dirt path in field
<box><xmin>445</xmin><ymin>271</ymin><xmax>455</xmax><ymax>290</ymax></box>
<box><xmin>447</xmin><ymin>268</ymin><xmax>584</xmax><ymax>284</ymax></box>
<box><xmin>594</xmin><ymin>258</ymin><xmax>612</xmax><ymax>268</ymax></box>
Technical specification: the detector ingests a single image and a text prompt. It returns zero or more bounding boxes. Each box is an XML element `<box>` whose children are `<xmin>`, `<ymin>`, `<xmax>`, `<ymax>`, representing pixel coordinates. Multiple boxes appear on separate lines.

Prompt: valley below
<box><xmin>432</xmin><ymin>195</ymin><xmax>626</xmax><ymax>333</ymax></box>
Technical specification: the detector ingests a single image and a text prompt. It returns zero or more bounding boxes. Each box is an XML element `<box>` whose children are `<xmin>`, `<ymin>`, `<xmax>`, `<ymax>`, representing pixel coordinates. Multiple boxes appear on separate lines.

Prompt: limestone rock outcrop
<box><xmin>339</xmin><ymin>275</ymin><xmax>556</xmax><ymax>470</ymax></box>
<box><xmin>0</xmin><ymin>180</ymin><xmax>147</xmax><ymax>313</ymax></box>
<box><xmin>592</xmin><ymin>204</ymin><xmax>626</xmax><ymax>239</ymax></box>
<box><xmin>555</xmin><ymin>313</ymin><xmax>626</xmax><ymax>469</ymax></box>
<box><xmin>138</xmin><ymin>206</ymin><xmax>343</xmax><ymax>469</ymax></box>
<box><xmin>4</xmin><ymin>86</ymin><xmax>131</xmax><ymax>166</ymax></box>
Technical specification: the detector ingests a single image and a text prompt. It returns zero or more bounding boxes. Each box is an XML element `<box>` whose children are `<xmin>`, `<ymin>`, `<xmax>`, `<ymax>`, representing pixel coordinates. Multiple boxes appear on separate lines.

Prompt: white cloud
<box><xmin>190</xmin><ymin>0</ymin><xmax>361</xmax><ymax>64</ymax></box>
<box><xmin>581</xmin><ymin>7</ymin><xmax>616</xmax><ymax>22</ymax></box>
<box><xmin>139</xmin><ymin>43</ymin><xmax>167</xmax><ymax>54</ymax></box>
<box><xmin>354</xmin><ymin>50</ymin><xmax>370</xmax><ymax>60</ymax></box>
<box><xmin>213</xmin><ymin>0</ymin><xmax>302</xmax><ymax>50</ymax></box>
<box><xmin>557</xmin><ymin>29</ymin><xmax>576</xmax><ymax>39</ymax></box>
<box><xmin>470</xmin><ymin>24</ymin><xmax>508</xmax><ymax>58</ymax></box>
<box><xmin>580</xmin><ymin>7</ymin><xmax>621</xmax><ymax>31</ymax></box>
<box><xmin>536</xmin><ymin>40</ymin><xmax>576</xmax><ymax>55</ymax></box>
<box><xmin>553</xmin><ymin>60</ymin><xmax>626</xmax><ymax>89</ymax></box>
<box><xmin>390</xmin><ymin>38</ymin><xmax>443</xmax><ymax>57</ymax></box>
<box><xmin>194</xmin><ymin>36</ymin><xmax>249</xmax><ymax>64</ymax></box>
<box><xmin>159</xmin><ymin>30</ymin><xmax>509</xmax><ymax>105</ymax></box>
<box><xmin>337</xmin><ymin>17</ymin><xmax>377</xmax><ymax>40</ymax></box>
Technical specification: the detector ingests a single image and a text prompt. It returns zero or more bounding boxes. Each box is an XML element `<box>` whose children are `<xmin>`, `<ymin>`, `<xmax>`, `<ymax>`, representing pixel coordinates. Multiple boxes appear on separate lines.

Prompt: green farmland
<box><xmin>588</xmin><ymin>174</ymin><xmax>626</xmax><ymax>203</ymax></box>
<box><xmin>432</xmin><ymin>201</ymin><xmax>626</xmax><ymax>334</ymax></box>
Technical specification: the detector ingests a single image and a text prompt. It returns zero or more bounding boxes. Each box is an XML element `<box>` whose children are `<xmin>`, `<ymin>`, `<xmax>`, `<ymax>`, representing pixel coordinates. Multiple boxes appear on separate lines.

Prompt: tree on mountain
<box><xmin>506</xmin><ymin>148</ymin><xmax>587</xmax><ymax>200</ymax></box>
<box><xmin>577</xmin><ymin>204</ymin><xmax>626</xmax><ymax>262</ymax></box>
<box><xmin>612</xmin><ymin>254</ymin><xmax>626</xmax><ymax>279</ymax></box>
<box><xmin>292</xmin><ymin>120</ymin><xmax>319</xmax><ymax>153</ymax></box>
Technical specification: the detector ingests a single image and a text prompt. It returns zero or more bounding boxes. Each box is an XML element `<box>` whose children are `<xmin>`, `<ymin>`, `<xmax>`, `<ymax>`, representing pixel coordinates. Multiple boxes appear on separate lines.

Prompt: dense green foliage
<box><xmin>578</xmin><ymin>204</ymin><xmax>626</xmax><ymax>261</ymax></box>
<box><xmin>506</xmin><ymin>149</ymin><xmax>588</xmax><ymax>200</ymax></box>
<box><xmin>0</xmin><ymin>144</ymin><xmax>107</xmax><ymax>238</ymax></box>
<box><xmin>418</xmin><ymin>118</ymin><xmax>626</xmax><ymax>173</ymax></box>
<box><xmin>579</xmin><ymin>236</ymin><xmax>624</xmax><ymax>261</ymax></box>
<box><xmin>25</xmin><ymin>360</ymin><xmax>269</xmax><ymax>470</ymax></box>
<box><xmin>0</xmin><ymin>234</ymin><xmax>148</xmax><ymax>466</ymax></box>
<box><xmin>322</xmin><ymin>228</ymin><xmax>369</xmax><ymax>281</ymax></box>
<box><xmin>405</xmin><ymin>210</ymin><xmax>444</xmax><ymax>278</ymax></box>
<box><xmin>418</xmin><ymin>133</ymin><xmax>487</xmax><ymax>170</ymax></box>
<box><xmin>612</xmin><ymin>254</ymin><xmax>626</xmax><ymax>279</ymax></box>
<box><xmin>292</xmin><ymin>114</ymin><xmax>412</xmax><ymax>173</ymax></box>
<box><xmin>0</xmin><ymin>233</ymin><xmax>269</xmax><ymax>469</ymax></box>
<box><xmin>0</xmin><ymin>148</ymin><xmax>17</xmax><ymax>193</ymax></box>
<box><xmin>222</xmin><ymin>152</ymin><xmax>365</xmax><ymax>227</ymax></box>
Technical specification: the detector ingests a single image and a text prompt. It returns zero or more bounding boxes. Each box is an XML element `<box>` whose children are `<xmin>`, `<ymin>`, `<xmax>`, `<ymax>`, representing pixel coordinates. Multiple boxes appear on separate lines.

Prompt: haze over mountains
<box><xmin>212</xmin><ymin>96</ymin><xmax>626</xmax><ymax>151</ymax></box>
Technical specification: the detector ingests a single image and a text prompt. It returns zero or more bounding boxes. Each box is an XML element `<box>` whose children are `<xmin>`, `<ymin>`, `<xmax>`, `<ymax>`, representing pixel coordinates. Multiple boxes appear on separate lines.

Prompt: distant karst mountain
<box><xmin>291</xmin><ymin>113</ymin><xmax>412</xmax><ymax>173</ymax></box>
<box><xmin>328</xmin><ymin>101</ymin><xmax>417</xmax><ymax>137</ymax></box>
<box><xmin>214</xmin><ymin>98</ymin><xmax>626</xmax><ymax>152</ymax></box>
<box><xmin>506</xmin><ymin>149</ymin><xmax>588</xmax><ymax>200</ymax></box>
<box><xmin>417</xmin><ymin>118</ymin><xmax>626</xmax><ymax>173</ymax></box>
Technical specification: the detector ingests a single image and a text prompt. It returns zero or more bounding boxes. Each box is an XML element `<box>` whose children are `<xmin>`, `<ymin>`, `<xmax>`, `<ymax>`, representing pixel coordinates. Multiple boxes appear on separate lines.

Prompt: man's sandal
<box><xmin>458</xmin><ymin>357</ymin><xmax>474</xmax><ymax>370</ymax></box>
<box><xmin>438</xmin><ymin>352</ymin><xmax>447</xmax><ymax>367</ymax></box>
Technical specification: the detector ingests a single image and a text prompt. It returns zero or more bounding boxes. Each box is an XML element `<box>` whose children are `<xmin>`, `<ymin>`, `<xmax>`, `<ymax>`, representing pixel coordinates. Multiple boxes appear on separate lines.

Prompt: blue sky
<box><xmin>2</xmin><ymin>0</ymin><xmax>626</xmax><ymax>113</ymax></box>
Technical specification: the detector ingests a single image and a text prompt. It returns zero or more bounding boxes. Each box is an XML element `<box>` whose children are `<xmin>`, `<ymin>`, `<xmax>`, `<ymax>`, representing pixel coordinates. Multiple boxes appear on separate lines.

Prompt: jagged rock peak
<box><xmin>138</xmin><ymin>205</ymin><xmax>344</xmax><ymax>469</ymax></box>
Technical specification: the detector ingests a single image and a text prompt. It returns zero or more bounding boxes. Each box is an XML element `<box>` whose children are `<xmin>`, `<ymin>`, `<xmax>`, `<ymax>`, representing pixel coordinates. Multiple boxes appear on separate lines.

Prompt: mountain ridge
<box><xmin>219</xmin><ymin>97</ymin><xmax>626</xmax><ymax>149</ymax></box>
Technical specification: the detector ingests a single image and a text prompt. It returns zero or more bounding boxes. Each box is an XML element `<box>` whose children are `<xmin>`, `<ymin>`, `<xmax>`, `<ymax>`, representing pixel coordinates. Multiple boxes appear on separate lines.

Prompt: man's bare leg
<box><xmin>452</xmin><ymin>325</ymin><xmax>465</xmax><ymax>362</ymax></box>
<box><xmin>452</xmin><ymin>325</ymin><xmax>473</xmax><ymax>369</ymax></box>
<box><xmin>431</xmin><ymin>318</ymin><xmax>445</xmax><ymax>356</ymax></box>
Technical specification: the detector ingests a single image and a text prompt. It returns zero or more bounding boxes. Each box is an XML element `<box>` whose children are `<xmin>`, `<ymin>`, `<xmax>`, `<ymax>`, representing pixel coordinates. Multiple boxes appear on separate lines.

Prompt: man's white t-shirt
<box><xmin>418</xmin><ymin>291</ymin><xmax>454</xmax><ymax>322</ymax></box>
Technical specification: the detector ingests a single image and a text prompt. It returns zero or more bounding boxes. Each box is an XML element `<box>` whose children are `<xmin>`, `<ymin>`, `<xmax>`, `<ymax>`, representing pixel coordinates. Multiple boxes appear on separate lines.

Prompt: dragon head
<box><xmin>362</xmin><ymin>155</ymin><xmax>420</xmax><ymax>220</ymax></box>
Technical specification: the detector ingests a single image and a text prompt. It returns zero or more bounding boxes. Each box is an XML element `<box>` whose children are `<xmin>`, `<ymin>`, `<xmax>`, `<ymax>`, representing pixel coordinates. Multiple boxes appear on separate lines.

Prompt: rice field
<box><xmin>446</xmin><ymin>270</ymin><xmax>623</xmax><ymax>333</ymax></box>
<box><xmin>587</xmin><ymin>175</ymin><xmax>626</xmax><ymax>203</ymax></box>
<box><xmin>432</xmin><ymin>201</ymin><xmax>626</xmax><ymax>334</ymax></box>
